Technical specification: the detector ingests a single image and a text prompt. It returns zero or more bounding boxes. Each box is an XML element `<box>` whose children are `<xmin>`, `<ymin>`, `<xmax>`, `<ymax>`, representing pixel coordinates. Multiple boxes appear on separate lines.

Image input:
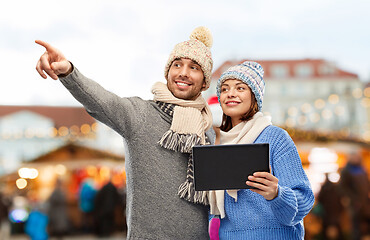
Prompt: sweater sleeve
<box><xmin>59</xmin><ymin>66</ymin><xmax>144</xmax><ymax>139</ymax></box>
<box><xmin>266</xmin><ymin>130</ymin><xmax>315</xmax><ymax>226</ymax></box>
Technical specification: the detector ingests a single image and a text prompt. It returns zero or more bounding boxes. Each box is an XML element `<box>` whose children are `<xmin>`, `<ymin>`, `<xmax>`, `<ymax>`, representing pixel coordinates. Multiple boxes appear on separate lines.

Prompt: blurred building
<box><xmin>365</xmin><ymin>82</ymin><xmax>370</xmax><ymax>140</ymax></box>
<box><xmin>205</xmin><ymin>58</ymin><xmax>369</xmax><ymax>142</ymax></box>
<box><xmin>0</xmin><ymin>106</ymin><xmax>123</xmax><ymax>175</ymax></box>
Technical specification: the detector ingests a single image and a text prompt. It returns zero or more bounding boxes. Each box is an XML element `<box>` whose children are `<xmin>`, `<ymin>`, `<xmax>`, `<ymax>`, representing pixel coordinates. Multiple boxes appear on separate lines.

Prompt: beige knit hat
<box><xmin>164</xmin><ymin>26</ymin><xmax>213</xmax><ymax>90</ymax></box>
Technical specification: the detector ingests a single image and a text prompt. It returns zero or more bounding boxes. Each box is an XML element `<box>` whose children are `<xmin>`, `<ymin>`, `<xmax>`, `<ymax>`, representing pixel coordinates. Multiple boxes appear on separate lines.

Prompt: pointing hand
<box><xmin>35</xmin><ymin>40</ymin><xmax>72</xmax><ymax>80</ymax></box>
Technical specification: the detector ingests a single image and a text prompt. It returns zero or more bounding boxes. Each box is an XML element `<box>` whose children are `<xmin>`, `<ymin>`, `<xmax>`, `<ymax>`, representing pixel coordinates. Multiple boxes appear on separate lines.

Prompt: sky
<box><xmin>1</xmin><ymin>0</ymin><xmax>369</xmax><ymax>106</ymax></box>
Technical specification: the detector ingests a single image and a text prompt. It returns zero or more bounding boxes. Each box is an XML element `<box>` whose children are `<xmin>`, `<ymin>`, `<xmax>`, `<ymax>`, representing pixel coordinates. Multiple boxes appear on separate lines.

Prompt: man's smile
<box><xmin>175</xmin><ymin>80</ymin><xmax>192</xmax><ymax>89</ymax></box>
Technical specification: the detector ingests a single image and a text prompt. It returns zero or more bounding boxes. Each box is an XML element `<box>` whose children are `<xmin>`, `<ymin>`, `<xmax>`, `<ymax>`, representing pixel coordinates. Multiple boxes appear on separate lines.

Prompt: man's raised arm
<box><xmin>34</xmin><ymin>40</ymin><xmax>141</xmax><ymax>138</ymax></box>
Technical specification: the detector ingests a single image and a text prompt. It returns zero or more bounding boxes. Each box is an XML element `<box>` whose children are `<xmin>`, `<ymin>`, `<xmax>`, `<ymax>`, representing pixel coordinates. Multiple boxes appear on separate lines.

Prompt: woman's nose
<box><xmin>227</xmin><ymin>88</ymin><xmax>237</xmax><ymax>97</ymax></box>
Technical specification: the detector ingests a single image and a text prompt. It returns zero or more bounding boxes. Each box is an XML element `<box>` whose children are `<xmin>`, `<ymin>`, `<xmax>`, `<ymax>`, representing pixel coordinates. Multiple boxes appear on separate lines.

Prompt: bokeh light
<box><xmin>55</xmin><ymin>164</ymin><xmax>67</xmax><ymax>175</ymax></box>
<box><xmin>16</xmin><ymin>178</ymin><xmax>27</xmax><ymax>189</ymax></box>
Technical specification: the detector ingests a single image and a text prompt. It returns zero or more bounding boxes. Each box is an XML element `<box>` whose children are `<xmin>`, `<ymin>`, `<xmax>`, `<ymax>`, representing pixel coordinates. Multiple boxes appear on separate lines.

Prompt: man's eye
<box><xmin>221</xmin><ymin>88</ymin><xmax>228</xmax><ymax>92</ymax></box>
<box><xmin>238</xmin><ymin>87</ymin><xmax>245</xmax><ymax>91</ymax></box>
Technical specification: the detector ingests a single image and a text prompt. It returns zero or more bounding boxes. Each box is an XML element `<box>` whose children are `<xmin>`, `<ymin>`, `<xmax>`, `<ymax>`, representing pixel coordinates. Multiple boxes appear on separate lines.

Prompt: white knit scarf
<box><xmin>152</xmin><ymin>82</ymin><xmax>213</xmax><ymax>150</ymax></box>
<box><xmin>151</xmin><ymin>82</ymin><xmax>213</xmax><ymax>204</ymax></box>
<box><xmin>208</xmin><ymin>112</ymin><xmax>272</xmax><ymax>218</ymax></box>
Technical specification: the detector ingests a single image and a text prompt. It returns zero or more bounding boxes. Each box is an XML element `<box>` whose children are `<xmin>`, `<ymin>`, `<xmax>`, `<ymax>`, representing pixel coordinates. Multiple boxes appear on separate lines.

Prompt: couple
<box><xmin>35</xmin><ymin>27</ymin><xmax>314</xmax><ymax>240</ymax></box>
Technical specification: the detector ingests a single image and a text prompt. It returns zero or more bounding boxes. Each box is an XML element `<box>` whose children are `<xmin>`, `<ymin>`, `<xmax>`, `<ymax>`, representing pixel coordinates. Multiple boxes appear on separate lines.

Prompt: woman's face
<box><xmin>220</xmin><ymin>79</ymin><xmax>252</xmax><ymax>127</ymax></box>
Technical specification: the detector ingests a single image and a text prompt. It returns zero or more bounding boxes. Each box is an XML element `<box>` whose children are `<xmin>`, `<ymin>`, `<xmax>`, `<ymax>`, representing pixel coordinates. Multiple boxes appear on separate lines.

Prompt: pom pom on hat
<box><xmin>216</xmin><ymin>61</ymin><xmax>265</xmax><ymax>111</ymax></box>
<box><xmin>190</xmin><ymin>26</ymin><xmax>213</xmax><ymax>48</ymax></box>
<box><xmin>164</xmin><ymin>26</ymin><xmax>213</xmax><ymax>90</ymax></box>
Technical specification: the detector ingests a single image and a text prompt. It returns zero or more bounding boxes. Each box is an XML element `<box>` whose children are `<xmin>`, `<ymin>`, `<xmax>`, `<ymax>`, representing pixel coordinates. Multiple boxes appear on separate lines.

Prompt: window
<box><xmin>270</xmin><ymin>64</ymin><xmax>289</xmax><ymax>78</ymax></box>
<box><xmin>294</xmin><ymin>64</ymin><xmax>313</xmax><ymax>77</ymax></box>
<box><xmin>318</xmin><ymin>64</ymin><xmax>335</xmax><ymax>75</ymax></box>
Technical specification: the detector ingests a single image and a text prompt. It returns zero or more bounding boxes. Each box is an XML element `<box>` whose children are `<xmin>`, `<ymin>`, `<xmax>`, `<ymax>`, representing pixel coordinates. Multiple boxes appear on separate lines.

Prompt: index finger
<box><xmin>35</xmin><ymin>40</ymin><xmax>53</xmax><ymax>51</ymax></box>
<box><xmin>253</xmin><ymin>171</ymin><xmax>277</xmax><ymax>180</ymax></box>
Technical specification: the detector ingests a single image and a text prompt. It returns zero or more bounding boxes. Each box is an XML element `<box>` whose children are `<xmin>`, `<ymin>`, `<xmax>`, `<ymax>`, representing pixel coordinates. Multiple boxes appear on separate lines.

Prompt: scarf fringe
<box><xmin>178</xmin><ymin>180</ymin><xmax>209</xmax><ymax>205</ymax></box>
<box><xmin>158</xmin><ymin>130</ymin><xmax>201</xmax><ymax>153</ymax></box>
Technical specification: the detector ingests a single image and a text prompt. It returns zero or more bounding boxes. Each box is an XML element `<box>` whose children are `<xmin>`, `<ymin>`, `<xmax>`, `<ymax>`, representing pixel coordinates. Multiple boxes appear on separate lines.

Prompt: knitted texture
<box><xmin>152</xmin><ymin>82</ymin><xmax>212</xmax><ymax>147</ymax></box>
<box><xmin>164</xmin><ymin>26</ymin><xmax>213</xmax><ymax>89</ymax></box>
<box><xmin>152</xmin><ymin>81</ymin><xmax>213</xmax><ymax>205</ymax></box>
<box><xmin>216</xmin><ymin>61</ymin><xmax>265</xmax><ymax>110</ymax></box>
<box><xmin>155</xmin><ymin>101</ymin><xmax>210</xmax><ymax>205</ymax></box>
<box><xmin>215</xmin><ymin>125</ymin><xmax>315</xmax><ymax>240</ymax></box>
<box><xmin>60</xmin><ymin>68</ymin><xmax>215</xmax><ymax>239</ymax></box>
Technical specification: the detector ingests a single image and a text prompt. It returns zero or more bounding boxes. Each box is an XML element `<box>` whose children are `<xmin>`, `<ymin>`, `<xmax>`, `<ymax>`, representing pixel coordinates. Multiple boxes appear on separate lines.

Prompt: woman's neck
<box><xmin>231</xmin><ymin>118</ymin><xmax>242</xmax><ymax>128</ymax></box>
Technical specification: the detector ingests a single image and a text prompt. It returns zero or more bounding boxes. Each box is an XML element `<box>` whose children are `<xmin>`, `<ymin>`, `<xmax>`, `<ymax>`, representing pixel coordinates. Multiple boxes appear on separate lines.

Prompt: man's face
<box><xmin>167</xmin><ymin>58</ymin><xmax>206</xmax><ymax>100</ymax></box>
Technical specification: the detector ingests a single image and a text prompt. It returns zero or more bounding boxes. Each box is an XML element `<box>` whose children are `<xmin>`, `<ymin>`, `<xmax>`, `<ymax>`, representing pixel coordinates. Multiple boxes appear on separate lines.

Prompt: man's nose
<box><xmin>179</xmin><ymin>66</ymin><xmax>190</xmax><ymax>77</ymax></box>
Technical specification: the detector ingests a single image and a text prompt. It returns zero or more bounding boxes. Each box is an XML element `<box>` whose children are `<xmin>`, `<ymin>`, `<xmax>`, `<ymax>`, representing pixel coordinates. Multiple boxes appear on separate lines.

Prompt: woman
<box><xmin>208</xmin><ymin>61</ymin><xmax>315</xmax><ymax>240</ymax></box>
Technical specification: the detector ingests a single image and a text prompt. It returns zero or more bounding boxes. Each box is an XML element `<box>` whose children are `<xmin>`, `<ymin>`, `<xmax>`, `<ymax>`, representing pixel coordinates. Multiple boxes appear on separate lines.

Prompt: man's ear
<box><xmin>201</xmin><ymin>78</ymin><xmax>207</xmax><ymax>91</ymax></box>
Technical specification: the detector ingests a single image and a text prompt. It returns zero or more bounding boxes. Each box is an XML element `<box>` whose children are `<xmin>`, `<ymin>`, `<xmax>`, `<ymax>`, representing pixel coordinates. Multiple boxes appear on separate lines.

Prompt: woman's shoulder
<box><xmin>256</xmin><ymin>125</ymin><xmax>295</xmax><ymax>146</ymax></box>
<box><xmin>259</xmin><ymin>125</ymin><xmax>290</xmax><ymax>138</ymax></box>
<box><xmin>257</xmin><ymin>125</ymin><xmax>298</xmax><ymax>154</ymax></box>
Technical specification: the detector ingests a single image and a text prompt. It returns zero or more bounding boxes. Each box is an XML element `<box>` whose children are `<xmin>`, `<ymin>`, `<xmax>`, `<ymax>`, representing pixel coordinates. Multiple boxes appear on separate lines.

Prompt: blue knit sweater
<box><xmin>214</xmin><ymin>125</ymin><xmax>314</xmax><ymax>240</ymax></box>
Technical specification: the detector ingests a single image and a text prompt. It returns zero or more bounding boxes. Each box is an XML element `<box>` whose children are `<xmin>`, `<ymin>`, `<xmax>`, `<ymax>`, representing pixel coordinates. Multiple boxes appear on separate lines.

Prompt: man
<box><xmin>94</xmin><ymin>180</ymin><xmax>120</xmax><ymax>237</ymax></box>
<box><xmin>47</xmin><ymin>178</ymin><xmax>70</xmax><ymax>237</ymax></box>
<box><xmin>339</xmin><ymin>151</ymin><xmax>370</xmax><ymax>240</ymax></box>
<box><xmin>35</xmin><ymin>26</ymin><xmax>215</xmax><ymax>240</ymax></box>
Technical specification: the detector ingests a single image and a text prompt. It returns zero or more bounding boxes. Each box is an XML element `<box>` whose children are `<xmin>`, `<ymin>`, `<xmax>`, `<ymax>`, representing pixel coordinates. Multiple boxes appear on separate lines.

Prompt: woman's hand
<box><xmin>246</xmin><ymin>172</ymin><xmax>279</xmax><ymax>200</ymax></box>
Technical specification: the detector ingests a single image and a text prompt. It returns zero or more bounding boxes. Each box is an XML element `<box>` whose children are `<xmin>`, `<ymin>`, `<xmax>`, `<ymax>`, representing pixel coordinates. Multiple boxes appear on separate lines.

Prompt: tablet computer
<box><xmin>193</xmin><ymin>143</ymin><xmax>270</xmax><ymax>191</ymax></box>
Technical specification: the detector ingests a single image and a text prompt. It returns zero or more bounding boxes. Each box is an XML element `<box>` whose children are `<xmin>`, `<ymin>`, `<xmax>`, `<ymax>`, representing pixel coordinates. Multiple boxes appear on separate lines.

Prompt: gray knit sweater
<box><xmin>60</xmin><ymin>68</ymin><xmax>214</xmax><ymax>240</ymax></box>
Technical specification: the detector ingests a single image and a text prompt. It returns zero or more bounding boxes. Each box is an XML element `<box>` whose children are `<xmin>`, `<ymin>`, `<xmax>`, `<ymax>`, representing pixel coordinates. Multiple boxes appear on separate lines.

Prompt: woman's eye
<box><xmin>221</xmin><ymin>88</ymin><xmax>228</xmax><ymax>92</ymax></box>
<box><xmin>238</xmin><ymin>87</ymin><xmax>245</xmax><ymax>91</ymax></box>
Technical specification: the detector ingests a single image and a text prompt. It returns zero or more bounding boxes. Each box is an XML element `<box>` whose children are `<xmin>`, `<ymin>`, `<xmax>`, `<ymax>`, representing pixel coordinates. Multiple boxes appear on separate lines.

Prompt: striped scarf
<box><xmin>152</xmin><ymin>82</ymin><xmax>213</xmax><ymax>205</ymax></box>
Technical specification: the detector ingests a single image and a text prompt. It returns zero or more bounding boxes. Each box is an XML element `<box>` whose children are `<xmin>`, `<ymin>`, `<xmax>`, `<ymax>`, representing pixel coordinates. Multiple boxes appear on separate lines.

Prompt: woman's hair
<box><xmin>219</xmin><ymin>90</ymin><xmax>259</xmax><ymax>132</ymax></box>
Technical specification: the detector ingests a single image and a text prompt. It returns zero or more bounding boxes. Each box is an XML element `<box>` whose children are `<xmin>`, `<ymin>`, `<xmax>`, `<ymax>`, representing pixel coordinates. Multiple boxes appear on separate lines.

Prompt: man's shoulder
<box><xmin>124</xmin><ymin>96</ymin><xmax>154</xmax><ymax>108</ymax></box>
<box><xmin>126</xmin><ymin>96</ymin><xmax>150</xmax><ymax>103</ymax></box>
